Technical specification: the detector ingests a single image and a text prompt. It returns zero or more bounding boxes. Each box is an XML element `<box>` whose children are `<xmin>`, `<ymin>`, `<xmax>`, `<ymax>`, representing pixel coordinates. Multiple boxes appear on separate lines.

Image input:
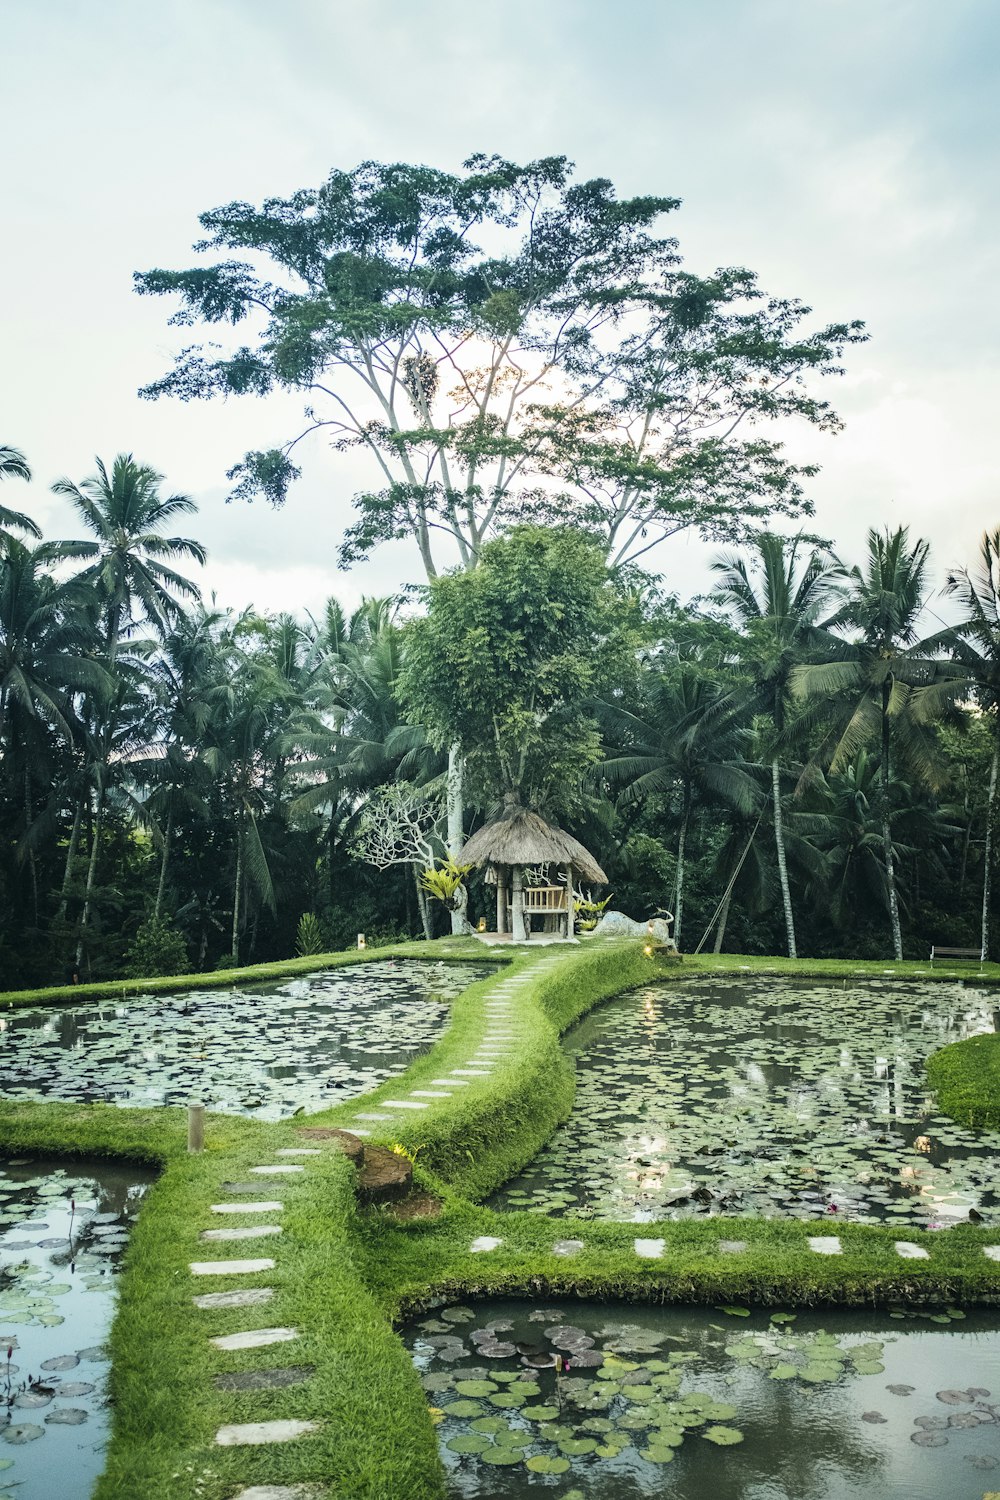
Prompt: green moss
<box><xmin>927</xmin><ymin>1032</ymin><xmax>1000</xmax><ymax>1128</ymax></box>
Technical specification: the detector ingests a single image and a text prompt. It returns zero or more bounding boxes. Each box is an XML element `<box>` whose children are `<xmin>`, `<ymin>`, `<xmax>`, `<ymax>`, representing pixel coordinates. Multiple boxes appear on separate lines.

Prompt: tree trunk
<box><xmin>674</xmin><ymin>791</ymin><xmax>691</xmax><ymax>947</ymax></box>
<box><xmin>511</xmin><ymin>865</ymin><xmax>527</xmax><ymax>943</ymax></box>
<box><xmin>57</xmin><ymin>791</ymin><xmax>85</xmax><ymax>923</ymax></box>
<box><xmin>24</xmin><ymin>764</ymin><xmax>39</xmax><ymax>928</ymax></box>
<box><xmin>414</xmin><ymin>866</ymin><xmax>433</xmax><ymax>940</ymax></box>
<box><xmin>713</xmin><ymin>887</ymin><xmax>732</xmax><ymax>953</ymax></box>
<box><xmin>880</xmin><ymin>695</ymin><xmax>903</xmax><ymax>961</ymax></box>
<box><xmin>771</xmin><ymin>757</ymin><xmax>797</xmax><ymax>960</ymax></box>
<box><xmin>982</xmin><ymin>743</ymin><xmax>998</xmax><ymax>962</ymax></box>
<box><xmin>154</xmin><ymin>807</ymin><xmax>173</xmax><ymax>920</ymax></box>
<box><xmin>231</xmin><ymin>831</ymin><xmax>243</xmax><ymax>964</ymax></box>
<box><xmin>76</xmin><ymin>786</ymin><xmax>104</xmax><ymax>966</ymax></box>
<box><xmin>446</xmin><ymin>743</ymin><xmax>469</xmax><ymax>934</ymax></box>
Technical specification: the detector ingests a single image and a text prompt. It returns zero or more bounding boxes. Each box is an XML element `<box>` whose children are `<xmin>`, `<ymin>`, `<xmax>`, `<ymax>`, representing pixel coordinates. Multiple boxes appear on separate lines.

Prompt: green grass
<box><xmin>927</xmin><ymin>1032</ymin><xmax>1000</xmax><ymax>1128</ymax></box>
<box><xmin>2</xmin><ymin>941</ymin><xmax>999</xmax><ymax>1499</ymax></box>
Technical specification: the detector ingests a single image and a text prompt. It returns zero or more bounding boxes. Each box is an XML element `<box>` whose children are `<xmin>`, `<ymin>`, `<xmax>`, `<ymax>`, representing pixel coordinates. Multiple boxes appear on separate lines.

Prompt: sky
<box><xmin>3</xmin><ymin>0</ymin><xmax>999</xmax><ymax>625</ymax></box>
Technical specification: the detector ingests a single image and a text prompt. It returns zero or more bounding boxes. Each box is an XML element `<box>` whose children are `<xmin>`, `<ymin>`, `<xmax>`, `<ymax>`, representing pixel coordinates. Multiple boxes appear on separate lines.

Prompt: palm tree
<box><xmin>0</xmin><ymin>542</ymin><xmax>107</xmax><ymax>929</ymax></box>
<box><xmin>712</xmin><ymin>532</ymin><xmax>846</xmax><ymax>958</ymax></box>
<box><xmin>0</xmin><ymin>444</ymin><xmax>41</xmax><ymax>549</ymax></box>
<box><xmin>600</xmin><ymin>658</ymin><xmax>759</xmax><ymax>945</ymax></box>
<box><xmin>937</xmin><ymin>530</ymin><xmax>1000</xmax><ymax>959</ymax></box>
<box><xmin>51</xmin><ymin>454</ymin><xmax>206</xmax><ymax>961</ymax></box>
<box><xmin>792</xmin><ymin>526</ymin><xmax>939</xmax><ymax>960</ymax></box>
<box><xmin>52</xmin><ymin>453</ymin><xmax>206</xmax><ymax>653</ymax></box>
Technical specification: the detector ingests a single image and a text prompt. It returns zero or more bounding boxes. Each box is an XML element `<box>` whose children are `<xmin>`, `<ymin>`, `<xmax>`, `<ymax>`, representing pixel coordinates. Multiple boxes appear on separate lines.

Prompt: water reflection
<box><xmin>493</xmin><ymin>977</ymin><xmax>1000</xmax><ymax>1225</ymax></box>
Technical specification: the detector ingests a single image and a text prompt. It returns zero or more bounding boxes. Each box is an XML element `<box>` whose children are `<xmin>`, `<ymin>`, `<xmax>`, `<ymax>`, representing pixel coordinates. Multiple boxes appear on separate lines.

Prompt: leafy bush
<box><xmin>123</xmin><ymin>916</ymin><xmax>190</xmax><ymax>979</ymax></box>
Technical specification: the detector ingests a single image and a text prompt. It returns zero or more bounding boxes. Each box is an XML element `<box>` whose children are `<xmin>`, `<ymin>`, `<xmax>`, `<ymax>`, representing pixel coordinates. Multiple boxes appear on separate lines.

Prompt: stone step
<box><xmin>250</xmin><ymin>1165</ymin><xmax>305</xmax><ymax>1175</ymax></box>
<box><xmin>190</xmin><ymin>1258</ymin><xmax>275</xmax><ymax>1276</ymax></box>
<box><xmin>379</xmin><ymin>1099</ymin><xmax>429</xmax><ymax>1110</ymax></box>
<box><xmin>634</xmin><ymin>1238</ymin><xmax>665</xmax><ymax>1259</ymax></box>
<box><xmin>194</xmin><ymin>1288</ymin><xmax>274</xmax><ymax>1311</ymax></box>
<box><xmin>553</xmin><ymin>1239</ymin><xmax>584</xmax><ymax>1256</ymax></box>
<box><xmin>215</xmin><ymin>1418</ymin><xmax>318</xmax><ymax>1447</ymax></box>
<box><xmin>211</xmin><ymin>1201</ymin><xmax>283</xmax><ymax>1215</ymax></box>
<box><xmin>201</xmin><ymin>1225</ymin><xmax>282</xmax><ymax>1243</ymax></box>
<box><xmin>222</xmin><ymin>1181</ymin><xmax>287</xmax><ymax>1194</ymax></box>
<box><xmin>276</xmin><ymin>1148</ymin><xmax>321</xmax><ymax>1157</ymax></box>
<box><xmin>410</xmin><ymin>1089</ymin><xmax>452</xmax><ymax>1098</ymax></box>
<box><xmin>431</xmin><ymin>1077</ymin><xmax>469</xmax><ymax>1086</ymax></box>
<box><xmin>895</xmin><ymin>1241</ymin><xmax>929</xmax><ymax>1259</ymax></box>
<box><xmin>470</xmin><ymin>1236</ymin><xmax>503</xmax><ymax>1252</ymax></box>
<box><xmin>807</xmin><ymin>1236</ymin><xmax>842</xmax><ymax>1255</ymax></box>
<box><xmin>230</xmin><ymin>1485</ymin><xmax>324</xmax><ymax>1500</ymax></box>
<box><xmin>210</xmin><ymin>1327</ymin><xmax>298</xmax><ymax>1351</ymax></box>
<box><xmin>984</xmin><ymin>1246</ymin><xmax>1000</xmax><ymax>1261</ymax></box>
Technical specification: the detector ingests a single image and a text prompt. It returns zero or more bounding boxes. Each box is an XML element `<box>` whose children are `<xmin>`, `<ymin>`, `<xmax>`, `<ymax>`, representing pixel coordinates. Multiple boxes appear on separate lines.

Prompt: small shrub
<box><xmin>295</xmin><ymin>911</ymin><xmax>325</xmax><ymax>957</ymax></box>
<box><xmin>123</xmin><ymin>916</ymin><xmax>190</xmax><ymax>979</ymax></box>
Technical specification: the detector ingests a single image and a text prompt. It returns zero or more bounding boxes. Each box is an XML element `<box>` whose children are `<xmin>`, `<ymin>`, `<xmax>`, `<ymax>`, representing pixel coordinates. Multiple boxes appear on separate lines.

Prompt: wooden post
<box><xmin>496</xmin><ymin>867</ymin><xmax>508</xmax><ymax>934</ymax></box>
<box><xmin>511</xmin><ymin>865</ymin><xmax>527</xmax><ymax>943</ymax></box>
<box><xmin>187</xmin><ymin>1102</ymin><xmax>205</xmax><ymax>1153</ymax></box>
<box><xmin>564</xmin><ymin>863</ymin><xmax>575</xmax><ymax>939</ymax></box>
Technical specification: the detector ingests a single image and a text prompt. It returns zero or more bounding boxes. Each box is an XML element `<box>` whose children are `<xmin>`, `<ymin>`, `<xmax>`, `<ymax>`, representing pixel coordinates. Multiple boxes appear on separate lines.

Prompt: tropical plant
<box><xmin>712</xmin><ymin>531</ymin><xmax>846</xmax><ymax>957</ymax></box>
<box><xmin>0</xmin><ymin>443</ymin><xmax>41</xmax><ymax>548</ymax></box>
<box><xmin>792</xmin><ymin>526</ymin><xmax>941</xmax><ymax>959</ymax></box>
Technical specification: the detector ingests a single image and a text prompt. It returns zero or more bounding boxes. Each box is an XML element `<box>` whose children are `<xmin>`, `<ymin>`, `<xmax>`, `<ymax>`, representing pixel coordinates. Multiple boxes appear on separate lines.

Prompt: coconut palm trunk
<box><xmin>983</xmin><ymin>743</ymin><xmax>999</xmax><ymax>962</ymax></box>
<box><xmin>57</xmin><ymin>792</ymin><xmax>84</xmax><ymax>923</ymax></box>
<box><xmin>154</xmin><ymin>806</ymin><xmax>173</xmax><ymax>920</ymax></box>
<box><xmin>673</xmin><ymin>788</ymin><xmax>691</xmax><ymax>947</ymax></box>
<box><xmin>880</xmin><ymin>683</ymin><xmax>904</xmax><ymax>961</ymax></box>
<box><xmin>231</xmin><ymin>828</ymin><xmax>243</xmax><ymax>964</ymax></box>
<box><xmin>771</xmin><ymin>757</ymin><xmax>797</xmax><ymax>959</ymax></box>
<box><xmin>76</xmin><ymin>785</ymin><xmax>104</xmax><ymax>966</ymax></box>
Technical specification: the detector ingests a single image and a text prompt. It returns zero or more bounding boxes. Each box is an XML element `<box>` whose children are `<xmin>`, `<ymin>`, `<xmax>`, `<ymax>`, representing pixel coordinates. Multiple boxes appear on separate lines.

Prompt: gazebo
<box><xmin>461</xmin><ymin>799</ymin><xmax>608</xmax><ymax>942</ymax></box>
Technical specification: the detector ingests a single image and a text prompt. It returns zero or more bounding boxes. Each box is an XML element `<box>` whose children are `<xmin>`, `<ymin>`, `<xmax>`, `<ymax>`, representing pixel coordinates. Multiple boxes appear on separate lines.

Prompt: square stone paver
<box><xmin>552</xmin><ymin>1239</ymin><xmax>584</xmax><ymax>1256</ymax></box>
<box><xmin>470</xmin><ymin>1236</ymin><xmax>503</xmax><ymax>1252</ymax></box>
<box><xmin>210</xmin><ymin>1327</ymin><xmax>298</xmax><ymax>1351</ymax></box>
<box><xmin>984</xmin><ymin>1246</ymin><xmax>1000</xmax><ymax>1261</ymax></box>
<box><xmin>201</xmin><ymin>1225</ymin><xmax>282</xmax><ymax>1242</ymax></box>
<box><xmin>250</xmin><ymin>1165</ymin><xmax>304</xmax><ymax>1175</ymax></box>
<box><xmin>211</xmin><ymin>1202</ymin><xmax>283</xmax><ymax>1215</ymax></box>
<box><xmin>894</xmin><ymin>1241</ymin><xmax>930</xmax><ymax>1260</ymax></box>
<box><xmin>379</xmin><ymin>1099</ymin><xmax>429</xmax><ymax>1110</ymax></box>
<box><xmin>193</xmin><ymin>1288</ymin><xmax>274</xmax><ymax>1310</ymax></box>
<box><xmin>634</xmin><ymin>1238</ymin><xmax>665</xmax><ymax>1259</ymax></box>
<box><xmin>717</xmin><ymin>1240</ymin><xmax>747</xmax><ymax>1254</ymax></box>
<box><xmin>275</xmin><ymin>1148</ymin><xmax>321</xmax><ymax>1156</ymax></box>
<box><xmin>807</xmin><ymin>1236</ymin><xmax>842</xmax><ymax>1255</ymax></box>
<box><xmin>190</xmin><ymin>1258</ymin><xmax>275</xmax><ymax>1276</ymax></box>
<box><xmin>215</xmin><ymin>1419</ymin><xmax>318</xmax><ymax>1446</ymax></box>
<box><xmin>432</xmin><ymin>1078</ymin><xmax>469</xmax><ymax>1086</ymax></box>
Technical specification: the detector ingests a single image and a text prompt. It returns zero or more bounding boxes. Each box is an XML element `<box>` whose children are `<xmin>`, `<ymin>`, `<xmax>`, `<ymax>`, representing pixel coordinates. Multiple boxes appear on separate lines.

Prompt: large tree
<box><xmin>399</xmin><ymin>525</ymin><xmax>636</xmax><ymax>817</ymax></box>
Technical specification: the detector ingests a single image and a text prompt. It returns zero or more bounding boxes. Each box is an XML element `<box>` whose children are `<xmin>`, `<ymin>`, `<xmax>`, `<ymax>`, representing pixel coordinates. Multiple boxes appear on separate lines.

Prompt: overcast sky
<box><xmin>3</xmin><ymin>0</ymin><xmax>998</xmax><ymax>624</ymax></box>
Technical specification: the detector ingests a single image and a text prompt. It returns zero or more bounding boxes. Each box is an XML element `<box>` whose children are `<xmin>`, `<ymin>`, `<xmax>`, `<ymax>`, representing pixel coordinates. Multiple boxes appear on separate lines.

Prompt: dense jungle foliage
<box><xmin>0</xmin><ymin>440</ymin><xmax>997</xmax><ymax>985</ymax></box>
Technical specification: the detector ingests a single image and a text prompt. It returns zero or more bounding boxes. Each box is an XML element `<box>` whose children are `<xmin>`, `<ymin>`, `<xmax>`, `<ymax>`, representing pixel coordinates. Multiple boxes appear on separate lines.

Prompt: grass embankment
<box><xmin>2</xmin><ymin>942</ymin><xmax>1000</xmax><ymax>1499</ymax></box>
<box><xmin>927</xmin><ymin>1032</ymin><xmax>1000</xmax><ymax>1129</ymax></box>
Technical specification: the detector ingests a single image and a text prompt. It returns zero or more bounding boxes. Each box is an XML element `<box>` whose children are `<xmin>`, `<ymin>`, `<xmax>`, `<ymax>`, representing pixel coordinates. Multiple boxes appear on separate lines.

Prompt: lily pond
<box><xmin>0</xmin><ymin>960</ymin><xmax>493</xmax><ymax>1119</ymax></box>
<box><xmin>407</xmin><ymin>1297</ymin><xmax>1000</xmax><ymax>1499</ymax></box>
<box><xmin>0</xmin><ymin>1154</ymin><xmax>154</xmax><ymax>1500</ymax></box>
<box><xmin>494</xmin><ymin>976</ymin><xmax>1000</xmax><ymax>1226</ymax></box>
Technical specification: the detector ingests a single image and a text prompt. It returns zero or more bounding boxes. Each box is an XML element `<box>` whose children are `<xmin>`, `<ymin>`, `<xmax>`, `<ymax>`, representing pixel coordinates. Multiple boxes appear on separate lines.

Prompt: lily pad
<box><xmin>526</xmin><ymin>1455</ymin><xmax>571</xmax><ymax>1473</ymax></box>
<box><xmin>703</xmin><ymin>1425</ymin><xmax>744</xmax><ymax>1445</ymax></box>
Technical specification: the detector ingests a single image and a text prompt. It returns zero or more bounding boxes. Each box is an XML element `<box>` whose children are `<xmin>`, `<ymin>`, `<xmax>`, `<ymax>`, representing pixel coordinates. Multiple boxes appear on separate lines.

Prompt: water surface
<box><xmin>494</xmin><ymin>977</ymin><xmax>1000</xmax><ymax>1226</ymax></box>
<box><xmin>0</xmin><ymin>960</ymin><xmax>493</xmax><ymax>1119</ymax></box>
<box><xmin>0</xmin><ymin>1155</ymin><xmax>155</xmax><ymax>1500</ymax></box>
<box><xmin>405</xmin><ymin>1296</ymin><xmax>1000</xmax><ymax>1499</ymax></box>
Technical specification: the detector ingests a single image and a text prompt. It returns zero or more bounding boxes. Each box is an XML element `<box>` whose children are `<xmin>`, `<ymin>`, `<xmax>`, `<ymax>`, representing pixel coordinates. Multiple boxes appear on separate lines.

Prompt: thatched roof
<box><xmin>462</xmin><ymin>805</ymin><xmax>608</xmax><ymax>885</ymax></box>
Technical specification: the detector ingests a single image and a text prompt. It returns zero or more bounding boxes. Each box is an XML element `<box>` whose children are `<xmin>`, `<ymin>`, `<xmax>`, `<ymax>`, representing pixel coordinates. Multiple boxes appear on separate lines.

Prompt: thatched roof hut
<box><xmin>463</xmin><ymin>802</ymin><xmax>607</xmax><ymax>941</ymax></box>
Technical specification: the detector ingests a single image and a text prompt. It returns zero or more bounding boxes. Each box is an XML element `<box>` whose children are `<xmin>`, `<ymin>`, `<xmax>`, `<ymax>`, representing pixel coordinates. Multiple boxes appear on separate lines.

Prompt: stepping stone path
<box><xmin>341</xmin><ymin>957</ymin><xmax>560</xmax><ymax>1138</ymax></box>
<box><xmin>191</xmin><ymin>1130</ymin><xmax>372</xmax><ymax>1490</ymax></box>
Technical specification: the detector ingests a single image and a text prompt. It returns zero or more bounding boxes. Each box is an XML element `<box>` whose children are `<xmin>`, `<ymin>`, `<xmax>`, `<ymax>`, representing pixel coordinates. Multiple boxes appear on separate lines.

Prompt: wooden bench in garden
<box><xmin>929</xmin><ymin>945</ymin><xmax>984</xmax><ymax>964</ymax></box>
